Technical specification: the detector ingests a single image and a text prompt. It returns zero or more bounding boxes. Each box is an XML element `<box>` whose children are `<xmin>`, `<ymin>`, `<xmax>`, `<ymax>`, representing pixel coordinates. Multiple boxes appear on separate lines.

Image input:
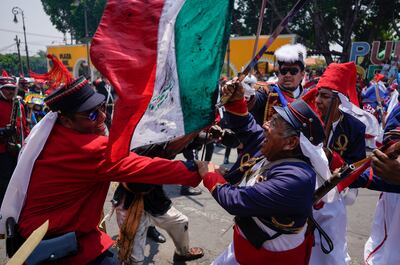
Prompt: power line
<box><xmin>0</xmin><ymin>43</ymin><xmax>16</xmax><ymax>52</ymax></box>
<box><xmin>1</xmin><ymin>47</ymin><xmax>42</xmax><ymax>55</ymax></box>
<box><xmin>0</xmin><ymin>28</ymin><xmax>64</xmax><ymax>39</ymax></box>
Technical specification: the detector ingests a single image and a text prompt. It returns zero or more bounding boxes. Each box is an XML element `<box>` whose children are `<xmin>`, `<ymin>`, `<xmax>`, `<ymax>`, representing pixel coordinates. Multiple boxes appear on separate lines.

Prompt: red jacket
<box><xmin>19</xmin><ymin>124</ymin><xmax>201</xmax><ymax>264</ymax></box>
<box><xmin>0</xmin><ymin>99</ymin><xmax>29</xmax><ymax>153</ymax></box>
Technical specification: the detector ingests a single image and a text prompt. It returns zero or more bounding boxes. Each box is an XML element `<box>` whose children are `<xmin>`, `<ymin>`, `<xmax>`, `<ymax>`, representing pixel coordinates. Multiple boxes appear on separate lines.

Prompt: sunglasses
<box><xmin>279</xmin><ymin>68</ymin><xmax>300</xmax><ymax>75</ymax></box>
<box><xmin>75</xmin><ymin>103</ymin><xmax>106</xmax><ymax>121</ymax></box>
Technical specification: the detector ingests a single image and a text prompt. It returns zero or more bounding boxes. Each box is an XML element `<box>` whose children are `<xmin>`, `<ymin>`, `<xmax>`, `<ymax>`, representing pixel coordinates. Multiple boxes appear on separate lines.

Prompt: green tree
<box><xmin>41</xmin><ymin>0</ymin><xmax>106</xmax><ymax>42</ymax></box>
<box><xmin>0</xmin><ymin>51</ymin><xmax>47</xmax><ymax>76</ymax></box>
<box><xmin>0</xmin><ymin>54</ymin><xmax>20</xmax><ymax>76</ymax></box>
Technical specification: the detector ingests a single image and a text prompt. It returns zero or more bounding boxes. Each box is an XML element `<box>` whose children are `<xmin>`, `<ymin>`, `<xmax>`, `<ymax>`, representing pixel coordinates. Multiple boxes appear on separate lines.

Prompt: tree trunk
<box><xmin>341</xmin><ymin>0</ymin><xmax>361</xmax><ymax>62</ymax></box>
<box><xmin>312</xmin><ymin>1</ymin><xmax>333</xmax><ymax>64</ymax></box>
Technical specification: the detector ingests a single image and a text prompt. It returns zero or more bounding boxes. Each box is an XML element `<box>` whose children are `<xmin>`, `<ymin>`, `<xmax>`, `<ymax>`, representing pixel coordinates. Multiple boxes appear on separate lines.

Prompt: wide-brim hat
<box><xmin>274</xmin><ymin>98</ymin><xmax>324</xmax><ymax>145</ymax></box>
<box><xmin>44</xmin><ymin>76</ymin><xmax>105</xmax><ymax>113</ymax></box>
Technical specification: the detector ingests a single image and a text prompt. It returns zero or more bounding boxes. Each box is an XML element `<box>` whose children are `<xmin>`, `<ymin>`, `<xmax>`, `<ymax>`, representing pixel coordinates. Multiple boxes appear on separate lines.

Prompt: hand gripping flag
<box><xmin>91</xmin><ymin>0</ymin><xmax>233</xmax><ymax>162</ymax></box>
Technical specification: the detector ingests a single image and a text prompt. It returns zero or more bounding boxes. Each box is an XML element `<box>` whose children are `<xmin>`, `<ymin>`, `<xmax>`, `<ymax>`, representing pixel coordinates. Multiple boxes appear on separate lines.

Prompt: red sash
<box><xmin>233</xmin><ymin>225</ymin><xmax>313</xmax><ymax>265</ymax></box>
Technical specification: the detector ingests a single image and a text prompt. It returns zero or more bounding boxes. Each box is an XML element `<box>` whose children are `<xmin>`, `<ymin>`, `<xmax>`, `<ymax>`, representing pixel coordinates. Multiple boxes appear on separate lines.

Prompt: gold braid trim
<box><xmin>117</xmin><ymin>194</ymin><xmax>144</xmax><ymax>264</ymax></box>
<box><xmin>333</xmin><ymin>134</ymin><xmax>349</xmax><ymax>156</ymax></box>
<box><xmin>264</xmin><ymin>93</ymin><xmax>279</xmax><ymax>123</ymax></box>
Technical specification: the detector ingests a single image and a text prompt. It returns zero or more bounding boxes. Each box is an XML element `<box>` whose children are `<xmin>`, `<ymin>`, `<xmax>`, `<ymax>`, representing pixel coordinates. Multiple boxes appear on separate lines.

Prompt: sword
<box><xmin>6</xmin><ymin>220</ymin><xmax>49</xmax><ymax>265</ymax></box>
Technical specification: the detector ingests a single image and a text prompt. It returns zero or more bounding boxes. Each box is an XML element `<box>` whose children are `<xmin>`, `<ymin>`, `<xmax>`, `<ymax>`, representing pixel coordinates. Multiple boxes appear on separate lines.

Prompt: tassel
<box><xmin>117</xmin><ymin>194</ymin><xmax>144</xmax><ymax>264</ymax></box>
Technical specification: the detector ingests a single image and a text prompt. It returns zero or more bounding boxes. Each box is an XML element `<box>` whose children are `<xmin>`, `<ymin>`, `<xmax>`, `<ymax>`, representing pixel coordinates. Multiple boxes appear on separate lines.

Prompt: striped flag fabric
<box><xmin>91</xmin><ymin>0</ymin><xmax>232</xmax><ymax>161</ymax></box>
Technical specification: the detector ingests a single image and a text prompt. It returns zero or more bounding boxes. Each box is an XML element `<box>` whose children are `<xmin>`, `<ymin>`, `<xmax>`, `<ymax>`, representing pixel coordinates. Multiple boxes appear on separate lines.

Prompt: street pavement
<box><xmin>0</xmin><ymin>145</ymin><xmax>379</xmax><ymax>264</ymax></box>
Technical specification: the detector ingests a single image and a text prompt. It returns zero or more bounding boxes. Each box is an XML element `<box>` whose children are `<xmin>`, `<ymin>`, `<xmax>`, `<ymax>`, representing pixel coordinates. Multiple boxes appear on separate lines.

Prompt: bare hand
<box><xmin>194</xmin><ymin>160</ymin><xmax>220</xmax><ymax>179</ymax></box>
<box><xmin>372</xmin><ymin>149</ymin><xmax>400</xmax><ymax>185</ymax></box>
<box><xmin>221</xmin><ymin>77</ymin><xmax>245</xmax><ymax>102</ymax></box>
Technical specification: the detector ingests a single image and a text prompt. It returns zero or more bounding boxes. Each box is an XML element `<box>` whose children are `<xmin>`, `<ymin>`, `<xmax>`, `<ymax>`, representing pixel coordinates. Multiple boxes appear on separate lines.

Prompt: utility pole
<box><xmin>14</xmin><ymin>35</ymin><xmax>23</xmax><ymax>75</ymax></box>
<box><xmin>12</xmin><ymin>7</ymin><xmax>30</xmax><ymax>72</ymax></box>
<box><xmin>83</xmin><ymin>1</ymin><xmax>91</xmax><ymax>81</ymax></box>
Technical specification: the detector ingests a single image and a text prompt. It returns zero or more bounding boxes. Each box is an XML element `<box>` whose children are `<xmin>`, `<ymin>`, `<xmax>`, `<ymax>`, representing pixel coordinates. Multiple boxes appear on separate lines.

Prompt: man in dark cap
<box><xmin>0</xmin><ymin>55</ymin><xmax>204</xmax><ymax>265</ymax></box>
<box><xmin>197</xmin><ymin>80</ymin><xmax>328</xmax><ymax>264</ymax></box>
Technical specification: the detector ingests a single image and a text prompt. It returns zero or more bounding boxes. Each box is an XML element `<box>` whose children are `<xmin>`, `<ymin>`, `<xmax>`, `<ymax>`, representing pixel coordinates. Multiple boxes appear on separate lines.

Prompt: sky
<box><xmin>0</xmin><ymin>0</ymin><xmax>66</xmax><ymax>56</ymax></box>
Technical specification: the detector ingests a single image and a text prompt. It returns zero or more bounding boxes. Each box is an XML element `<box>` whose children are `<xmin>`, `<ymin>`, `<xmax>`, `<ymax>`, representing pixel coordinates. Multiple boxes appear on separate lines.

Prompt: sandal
<box><xmin>173</xmin><ymin>247</ymin><xmax>204</xmax><ymax>262</ymax></box>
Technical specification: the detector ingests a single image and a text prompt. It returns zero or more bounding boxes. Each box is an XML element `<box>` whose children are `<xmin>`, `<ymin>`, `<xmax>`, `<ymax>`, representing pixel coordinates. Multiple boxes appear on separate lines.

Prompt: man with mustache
<box><xmin>197</xmin><ymin>81</ymin><xmax>328</xmax><ymax>264</ymax></box>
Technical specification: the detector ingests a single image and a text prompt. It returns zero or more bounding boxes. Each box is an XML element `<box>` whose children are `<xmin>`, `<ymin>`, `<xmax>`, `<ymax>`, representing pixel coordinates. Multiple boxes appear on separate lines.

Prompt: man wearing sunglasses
<box><xmin>248</xmin><ymin>43</ymin><xmax>308</xmax><ymax>126</ymax></box>
<box><xmin>1</xmin><ymin>56</ymin><xmax>205</xmax><ymax>265</ymax></box>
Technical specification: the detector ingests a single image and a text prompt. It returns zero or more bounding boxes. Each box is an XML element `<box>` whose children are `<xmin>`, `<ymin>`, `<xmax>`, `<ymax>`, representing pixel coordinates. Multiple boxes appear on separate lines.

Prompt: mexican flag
<box><xmin>91</xmin><ymin>0</ymin><xmax>232</xmax><ymax>161</ymax></box>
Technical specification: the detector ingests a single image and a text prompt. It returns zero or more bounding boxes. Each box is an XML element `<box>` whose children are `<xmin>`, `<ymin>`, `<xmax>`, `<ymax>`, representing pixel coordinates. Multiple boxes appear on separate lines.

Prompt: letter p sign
<box><xmin>349</xmin><ymin>42</ymin><xmax>370</xmax><ymax>63</ymax></box>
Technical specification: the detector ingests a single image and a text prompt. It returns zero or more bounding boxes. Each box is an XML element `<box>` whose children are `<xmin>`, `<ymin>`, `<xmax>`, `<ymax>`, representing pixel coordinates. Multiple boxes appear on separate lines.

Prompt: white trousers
<box><xmin>364</xmin><ymin>192</ymin><xmax>400</xmax><ymax>265</ymax></box>
<box><xmin>116</xmin><ymin>203</ymin><xmax>189</xmax><ymax>264</ymax></box>
<box><xmin>310</xmin><ymin>198</ymin><xmax>350</xmax><ymax>265</ymax></box>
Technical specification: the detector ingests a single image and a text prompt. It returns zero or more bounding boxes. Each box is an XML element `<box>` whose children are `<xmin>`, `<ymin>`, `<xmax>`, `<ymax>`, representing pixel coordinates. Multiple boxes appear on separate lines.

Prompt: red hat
<box><xmin>0</xmin><ymin>70</ymin><xmax>16</xmax><ymax>90</ymax></box>
<box><xmin>374</xmin><ymin>73</ymin><xmax>385</xmax><ymax>82</ymax></box>
<box><xmin>316</xmin><ymin>62</ymin><xmax>359</xmax><ymax>106</ymax></box>
<box><xmin>2</xmin><ymin>70</ymin><xmax>10</xmax><ymax>77</ymax></box>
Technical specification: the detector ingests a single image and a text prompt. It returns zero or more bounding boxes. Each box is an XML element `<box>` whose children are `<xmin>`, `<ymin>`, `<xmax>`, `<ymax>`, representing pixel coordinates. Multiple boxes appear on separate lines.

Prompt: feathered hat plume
<box><xmin>29</xmin><ymin>54</ymin><xmax>73</xmax><ymax>92</ymax></box>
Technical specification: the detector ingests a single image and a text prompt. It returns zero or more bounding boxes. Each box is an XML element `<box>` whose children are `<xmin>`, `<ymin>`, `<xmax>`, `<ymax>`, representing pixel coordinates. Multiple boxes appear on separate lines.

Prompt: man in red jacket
<box><xmin>1</xmin><ymin>71</ymin><xmax>203</xmax><ymax>264</ymax></box>
<box><xmin>0</xmin><ymin>73</ymin><xmax>28</xmax><ymax>204</ymax></box>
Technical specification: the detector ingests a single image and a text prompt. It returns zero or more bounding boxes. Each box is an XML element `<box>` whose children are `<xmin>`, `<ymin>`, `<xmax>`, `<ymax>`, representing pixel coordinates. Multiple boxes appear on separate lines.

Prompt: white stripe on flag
<box><xmin>130</xmin><ymin>0</ymin><xmax>187</xmax><ymax>149</ymax></box>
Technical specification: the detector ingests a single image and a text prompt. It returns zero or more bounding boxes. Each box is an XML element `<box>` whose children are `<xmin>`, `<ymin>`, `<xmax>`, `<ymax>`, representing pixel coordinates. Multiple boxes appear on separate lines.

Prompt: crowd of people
<box><xmin>0</xmin><ymin>42</ymin><xmax>400</xmax><ymax>265</ymax></box>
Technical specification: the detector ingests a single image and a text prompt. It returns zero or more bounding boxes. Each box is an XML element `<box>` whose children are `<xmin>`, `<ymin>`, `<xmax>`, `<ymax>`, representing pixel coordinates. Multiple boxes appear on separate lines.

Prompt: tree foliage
<box><xmin>40</xmin><ymin>0</ymin><xmax>400</xmax><ymax>63</ymax></box>
<box><xmin>41</xmin><ymin>0</ymin><xmax>106</xmax><ymax>42</ymax></box>
<box><xmin>0</xmin><ymin>51</ymin><xmax>47</xmax><ymax>76</ymax></box>
<box><xmin>232</xmin><ymin>0</ymin><xmax>400</xmax><ymax>63</ymax></box>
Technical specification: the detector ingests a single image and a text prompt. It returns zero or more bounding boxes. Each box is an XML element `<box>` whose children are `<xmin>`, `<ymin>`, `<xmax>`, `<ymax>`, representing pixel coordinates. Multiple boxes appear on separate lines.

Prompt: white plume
<box><xmin>275</xmin><ymin>43</ymin><xmax>307</xmax><ymax>65</ymax></box>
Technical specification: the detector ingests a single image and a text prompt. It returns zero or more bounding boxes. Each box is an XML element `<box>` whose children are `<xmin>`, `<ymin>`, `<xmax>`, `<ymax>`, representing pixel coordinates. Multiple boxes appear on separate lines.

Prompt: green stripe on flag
<box><xmin>175</xmin><ymin>0</ymin><xmax>233</xmax><ymax>133</ymax></box>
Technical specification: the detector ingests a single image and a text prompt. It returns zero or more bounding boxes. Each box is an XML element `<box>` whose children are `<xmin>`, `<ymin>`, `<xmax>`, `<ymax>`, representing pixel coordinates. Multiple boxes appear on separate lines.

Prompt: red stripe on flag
<box><xmin>91</xmin><ymin>0</ymin><xmax>164</xmax><ymax>162</ymax></box>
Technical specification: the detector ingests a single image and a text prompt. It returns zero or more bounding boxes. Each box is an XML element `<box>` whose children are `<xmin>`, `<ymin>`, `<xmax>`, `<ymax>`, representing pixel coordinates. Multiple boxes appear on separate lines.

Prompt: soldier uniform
<box><xmin>205</xmin><ymin>98</ymin><xmax>326</xmax><ymax>265</ymax></box>
<box><xmin>249</xmin><ymin>43</ymin><xmax>308</xmax><ymax>125</ymax></box>
<box><xmin>310</xmin><ymin>62</ymin><xmax>367</xmax><ymax>265</ymax></box>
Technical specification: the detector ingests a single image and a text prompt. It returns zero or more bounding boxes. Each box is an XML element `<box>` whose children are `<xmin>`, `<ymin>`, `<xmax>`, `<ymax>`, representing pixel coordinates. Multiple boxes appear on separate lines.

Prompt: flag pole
<box><xmin>251</xmin><ymin>0</ymin><xmax>267</xmax><ymax>63</ymax></box>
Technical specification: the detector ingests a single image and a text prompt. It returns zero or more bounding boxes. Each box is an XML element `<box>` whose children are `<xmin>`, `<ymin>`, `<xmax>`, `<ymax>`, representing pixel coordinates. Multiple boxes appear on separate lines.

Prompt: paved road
<box><xmin>0</xmin><ymin>145</ymin><xmax>380</xmax><ymax>264</ymax></box>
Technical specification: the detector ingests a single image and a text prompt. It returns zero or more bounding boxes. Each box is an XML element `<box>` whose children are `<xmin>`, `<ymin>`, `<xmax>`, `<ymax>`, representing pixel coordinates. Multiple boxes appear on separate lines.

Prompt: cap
<box><xmin>0</xmin><ymin>70</ymin><xmax>16</xmax><ymax>90</ymax></box>
<box><xmin>274</xmin><ymin>98</ymin><xmax>324</xmax><ymax>145</ymax></box>
<box><xmin>44</xmin><ymin>76</ymin><xmax>105</xmax><ymax>113</ymax></box>
<box><xmin>30</xmin><ymin>54</ymin><xmax>105</xmax><ymax>113</ymax></box>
